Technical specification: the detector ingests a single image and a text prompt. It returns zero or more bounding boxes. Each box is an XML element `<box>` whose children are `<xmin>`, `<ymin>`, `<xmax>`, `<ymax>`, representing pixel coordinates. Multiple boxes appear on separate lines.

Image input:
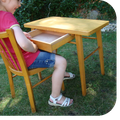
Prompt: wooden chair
<box><xmin>0</xmin><ymin>29</ymin><xmax>65</xmax><ymax>113</ymax></box>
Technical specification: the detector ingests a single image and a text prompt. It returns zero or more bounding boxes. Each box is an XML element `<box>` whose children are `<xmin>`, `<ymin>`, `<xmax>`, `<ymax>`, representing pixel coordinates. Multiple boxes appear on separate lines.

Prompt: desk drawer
<box><xmin>29</xmin><ymin>30</ymin><xmax>75</xmax><ymax>52</ymax></box>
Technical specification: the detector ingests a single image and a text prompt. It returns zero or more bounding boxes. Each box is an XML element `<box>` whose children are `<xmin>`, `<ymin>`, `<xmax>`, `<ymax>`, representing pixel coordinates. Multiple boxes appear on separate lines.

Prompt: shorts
<box><xmin>28</xmin><ymin>50</ymin><xmax>55</xmax><ymax>70</ymax></box>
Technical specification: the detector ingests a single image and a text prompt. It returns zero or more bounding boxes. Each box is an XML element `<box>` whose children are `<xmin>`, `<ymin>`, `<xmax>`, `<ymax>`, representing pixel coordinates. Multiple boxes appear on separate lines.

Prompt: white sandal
<box><xmin>48</xmin><ymin>94</ymin><xmax>73</xmax><ymax>107</ymax></box>
<box><xmin>64</xmin><ymin>72</ymin><xmax>75</xmax><ymax>80</ymax></box>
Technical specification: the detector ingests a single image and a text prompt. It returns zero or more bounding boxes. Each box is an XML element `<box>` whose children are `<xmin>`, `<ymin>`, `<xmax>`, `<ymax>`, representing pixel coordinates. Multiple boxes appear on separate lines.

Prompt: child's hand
<box><xmin>23</xmin><ymin>32</ymin><xmax>31</xmax><ymax>39</ymax></box>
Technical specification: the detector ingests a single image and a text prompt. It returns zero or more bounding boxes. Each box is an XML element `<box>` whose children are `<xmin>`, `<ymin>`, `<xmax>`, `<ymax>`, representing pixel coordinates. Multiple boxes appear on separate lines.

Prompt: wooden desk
<box><xmin>24</xmin><ymin>17</ymin><xmax>109</xmax><ymax>96</ymax></box>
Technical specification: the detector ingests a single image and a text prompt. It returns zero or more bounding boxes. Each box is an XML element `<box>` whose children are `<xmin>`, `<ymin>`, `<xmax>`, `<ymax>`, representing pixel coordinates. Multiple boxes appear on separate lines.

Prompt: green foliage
<box><xmin>15</xmin><ymin>0</ymin><xmax>50</xmax><ymax>29</ymax></box>
<box><xmin>14</xmin><ymin>0</ymin><xmax>78</xmax><ymax>29</ymax></box>
<box><xmin>48</xmin><ymin>0</ymin><xmax>78</xmax><ymax>17</ymax></box>
<box><xmin>14</xmin><ymin>0</ymin><xmax>116</xmax><ymax>30</ymax></box>
<box><xmin>79</xmin><ymin>0</ymin><xmax>116</xmax><ymax>19</ymax></box>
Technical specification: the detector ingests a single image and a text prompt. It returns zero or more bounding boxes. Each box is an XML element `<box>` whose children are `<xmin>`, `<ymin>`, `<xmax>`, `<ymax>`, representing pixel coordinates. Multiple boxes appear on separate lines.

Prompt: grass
<box><xmin>0</xmin><ymin>31</ymin><xmax>116</xmax><ymax>116</ymax></box>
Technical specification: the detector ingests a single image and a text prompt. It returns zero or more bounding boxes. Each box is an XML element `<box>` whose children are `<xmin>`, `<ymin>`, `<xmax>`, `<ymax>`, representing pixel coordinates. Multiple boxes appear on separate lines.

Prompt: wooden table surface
<box><xmin>24</xmin><ymin>17</ymin><xmax>109</xmax><ymax>36</ymax></box>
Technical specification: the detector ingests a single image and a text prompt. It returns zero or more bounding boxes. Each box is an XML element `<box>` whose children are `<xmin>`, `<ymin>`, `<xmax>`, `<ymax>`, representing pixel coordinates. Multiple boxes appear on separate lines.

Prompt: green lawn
<box><xmin>0</xmin><ymin>31</ymin><xmax>116</xmax><ymax>115</ymax></box>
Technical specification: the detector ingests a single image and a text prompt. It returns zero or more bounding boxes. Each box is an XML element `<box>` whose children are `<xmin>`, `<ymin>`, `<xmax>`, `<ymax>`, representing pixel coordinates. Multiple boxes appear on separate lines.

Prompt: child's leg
<box><xmin>27</xmin><ymin>51</ymin><xmax>73</xmax><ymax>105</ymax></box>
<box><xmin>51</xmin><ymin>55</ymin><xmax>73</xmax><ymax>105</ymax></box>
<box><xmin>51</xmin><ymin>55</ymin><xmax>66</xmax><ymax>97</ymax></box>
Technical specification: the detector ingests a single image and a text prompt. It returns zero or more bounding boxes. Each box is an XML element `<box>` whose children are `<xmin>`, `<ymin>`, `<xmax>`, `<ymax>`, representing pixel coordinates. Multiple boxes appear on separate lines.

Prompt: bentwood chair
<box><xmin>0</xmin><ymin>29</ymin><xmax>65</xmax><ymax>113</ymax></box>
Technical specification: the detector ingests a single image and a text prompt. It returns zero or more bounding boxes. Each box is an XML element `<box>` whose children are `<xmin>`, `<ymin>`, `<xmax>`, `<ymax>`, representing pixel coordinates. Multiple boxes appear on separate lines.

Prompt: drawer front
<box><xmin>29</xmin><ymin>30</ymin><xmax>75</xmax><ymax>52</ymax></box>
<box><xmin>51</xmin><ymin>34</ymin><xmax>74</xmax><ymax>52</ymax></box>
<box><xmin>30</xmin><ymin>39</ymin><xmax>52</xmax><ymax>52</ymax></box>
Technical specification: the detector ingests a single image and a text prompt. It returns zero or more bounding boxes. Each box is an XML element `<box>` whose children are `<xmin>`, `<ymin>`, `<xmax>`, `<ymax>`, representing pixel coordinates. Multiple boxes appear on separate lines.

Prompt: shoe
<box><xmin>48</xmin><ymin>94</ymin><xmax>73</xmax><ymax>107</ymax></box>
<box><xmin>64</xmin><ymin>72</ymin><xmax>75</xmax><ymax>80</ymax></box>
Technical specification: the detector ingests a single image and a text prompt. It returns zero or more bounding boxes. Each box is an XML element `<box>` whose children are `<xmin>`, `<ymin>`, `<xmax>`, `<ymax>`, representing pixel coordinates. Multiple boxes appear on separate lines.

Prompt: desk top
<box><xmin>24</xmin><ymin>17</ymin><xmax>109</xmax><ymax>36</ymax></box>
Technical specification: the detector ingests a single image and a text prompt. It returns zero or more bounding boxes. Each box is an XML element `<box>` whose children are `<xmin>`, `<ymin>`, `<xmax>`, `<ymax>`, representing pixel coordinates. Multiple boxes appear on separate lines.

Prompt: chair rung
<box><xmin>84</xmin><ymin>47</ymin><xmax>100</xmax><ymax>61</ymax></box>
<box><xmin>12</xmin><ymin>74</ymin><xmax>18</xmax><ymax>78</ymax></box>
<box><xmin>32</xmin><ymin>74</ymin><xmax>52</xmax><ymax>88</ymax></box>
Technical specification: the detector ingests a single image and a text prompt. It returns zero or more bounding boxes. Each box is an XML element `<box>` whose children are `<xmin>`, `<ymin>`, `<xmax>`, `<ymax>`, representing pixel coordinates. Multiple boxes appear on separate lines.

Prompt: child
<box><xmin>0</xmin><ymin>0</ymin><xmax>75</xmax><ymax>107</ymax></box>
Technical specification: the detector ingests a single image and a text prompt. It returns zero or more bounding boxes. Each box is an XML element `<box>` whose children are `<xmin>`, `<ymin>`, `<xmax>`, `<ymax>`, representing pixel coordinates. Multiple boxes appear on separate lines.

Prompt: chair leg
<box><xmin>38</xmin><ymin>72</ymin><xmax>42</xmax><ymax>80</ymax></box>
<box><xmin>61</xmin><ymin>82</ymin><xmax>65</xmax><ymax>91</ymax></box>
<box><xmin>24</xmin><ymin>76</ymin><xmax>36</xmax><ymax>113</ymax></box>
<box><xmin>7</xmin><ymin>69</ymin><xmax>15</xmax><ymax>98</ymax></box>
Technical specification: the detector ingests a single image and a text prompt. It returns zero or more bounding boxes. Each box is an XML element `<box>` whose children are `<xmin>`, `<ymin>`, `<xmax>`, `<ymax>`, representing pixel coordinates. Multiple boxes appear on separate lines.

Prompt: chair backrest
<box><xmin>0</xmin><ymin>29</ymin><xmax>28</xmax><ymax>73</ymax></box>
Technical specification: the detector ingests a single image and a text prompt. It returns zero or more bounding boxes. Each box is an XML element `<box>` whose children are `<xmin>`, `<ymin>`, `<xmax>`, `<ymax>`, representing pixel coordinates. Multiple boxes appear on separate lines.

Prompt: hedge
<box><xmin>14</xmin><ymin>0</ymin><xmax>116</xmax><ymax>29</ymax></box>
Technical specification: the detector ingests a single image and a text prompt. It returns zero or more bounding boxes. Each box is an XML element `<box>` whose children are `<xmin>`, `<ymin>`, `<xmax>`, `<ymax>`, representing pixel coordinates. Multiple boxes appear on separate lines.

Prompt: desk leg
<box><xmin>96</xmin><ymin>30</ymin><xmax>105</xmax><ymax>75</ymax></box>
<box><xmin>75</xmin><ymin>35</ymin><xmax>86</xmax><ymax>96</ymax></box>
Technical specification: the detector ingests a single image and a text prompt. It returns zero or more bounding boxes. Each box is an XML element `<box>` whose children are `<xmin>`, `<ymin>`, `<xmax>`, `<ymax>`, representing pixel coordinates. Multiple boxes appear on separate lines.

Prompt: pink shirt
<box><xmin>0</xmin><ymin>11</ymin><xmax>40</xmax><ymax>70</ymax></box>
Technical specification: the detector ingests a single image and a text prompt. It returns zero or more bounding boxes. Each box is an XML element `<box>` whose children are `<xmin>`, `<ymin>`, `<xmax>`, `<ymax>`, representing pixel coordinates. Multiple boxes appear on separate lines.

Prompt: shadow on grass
<box><xmin>0</xmin><ymin>67</ymin><xmax>116</xmax><ymax>115</ymax></box>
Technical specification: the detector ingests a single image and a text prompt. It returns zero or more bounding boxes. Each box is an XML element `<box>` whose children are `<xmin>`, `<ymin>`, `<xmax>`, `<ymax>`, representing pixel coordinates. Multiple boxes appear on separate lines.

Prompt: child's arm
<box><xmin>12</xmin><ymin>26</ymin><xmax>38</xmax><ymax>53</ymax></box>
